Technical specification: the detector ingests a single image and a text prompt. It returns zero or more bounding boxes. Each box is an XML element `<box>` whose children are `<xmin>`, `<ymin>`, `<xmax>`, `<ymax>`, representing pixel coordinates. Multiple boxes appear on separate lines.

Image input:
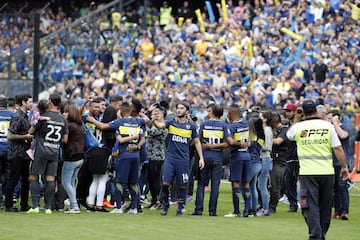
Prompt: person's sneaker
<box><xmin>6</xmin><ymin>207</ymin><xmax>19</xmax><ymax>212</ymax></box>
<box><xmin>127</xmin><ymin>208</ymin><xmax>138</xmax><ymax>214</ymax></box>
<box><xmin>64</xmin><ymin>208</ymin><xmax>81</xmax><ymax>214</ymax></box>
<box><xmin>140</xmin><ymin>195</ymin><xmax>150</xmax><ymax>204</ymax></box>
<box><xmin>257</xmin><ymin>209</ymin><xmax>270</xmax><ymax>216</ymax></box>
<box><xmin>242</xmin><ymin>210</ymin><xmax>249</xmax><ymax>218</ymax></box>
<box><xmin>95</xmin><ymin>207</ymin><xmax>109</xmax><ymax>213</ymax></box>
<box><xmin>288</xmin><ymin>207</ymin><xmax>298</xmax><ymax>213</ymax></box>
<box><xmin>160</xmin><ymin>206</ymin><xmax>168</xmax><ymax>216</ymax></box>
<box><xmin>248</xmin><ymin>209</ymin><xmax>255</xmax><ymax>217</ymax></box>
<box><xmin>110</xmin><ymin>208</ymin><xmax>123</xmax><ymax>214</ymax></box>
<box><xmin>20</xmin><ymin>206</ymin><xmax>31</xmax><ymax>212</ymax></box>
<box><xmin>150</xmin><ymin>203</ymin><xmax>162</xmax><ymax>210</ymax></box>
<box><xmin>332</xmin><ymin>212</ymin><xmax>341</xmax><ymax>219</ymax></box>
<box><xmin>186</xmin><ymin>195</ymin><xmax>193</xmax><ymax>202</ymax></box>
<box><xmin>190</xmin><ymin>211</ymin><xmax>202</xmax><ymax>216</ymax></box>
<box><xmin>27</xmin><ymin>207</ymin><xmax>39</xmax><ymax>214</ymax></box>
<box><xmin>209</xmin><ymin>212</ymin><xmax>217</xmax><ymax>216</ymax></box>
<box><xmin>86</xmin><ymin>206</ymin><xmax>96</xmax><ymax>212</ymax></box>
<box><xmin>64</xmin><ymin>199</ymin><xmax>70</xmax><ymax>206</ymax></box>
<box><xmin>341</xmin><ymin>212</ymin><xmax>349</xmax><ymax>220</ymax></box>
<box><xmin>103</xmin><ymin>199</ymin><xmax>114</xmax><ymax>209</ymax></box>
<box><xmin>45</xmin><ymin>209</ymin><xmax>52</xmax><ymax>214</ymax></box>
<box><xmin>176</xmin><ymin>209</ymin><xmax>183</xmax><ymax>217</ymax></box>
<box><xmin>224</xmin><ymin>212</ymin><xmax>241</xmax><ymax>217</ymax></box>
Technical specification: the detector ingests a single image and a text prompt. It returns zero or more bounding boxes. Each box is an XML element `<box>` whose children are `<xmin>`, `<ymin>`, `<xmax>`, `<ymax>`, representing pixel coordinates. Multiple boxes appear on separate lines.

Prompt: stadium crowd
<box><xmin>0</xmin><ymin>0</ymin><xmax>359</xmax><ymax>232</ymax></box>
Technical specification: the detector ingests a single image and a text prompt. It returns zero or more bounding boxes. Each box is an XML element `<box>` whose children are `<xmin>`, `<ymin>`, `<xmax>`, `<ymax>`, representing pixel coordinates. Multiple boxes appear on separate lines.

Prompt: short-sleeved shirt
<box><xmin>110</xmin><ymin>117</ymin><xmax>144</xmax><ymax>159</ymax></box>
<box><xmin>34</xmin><ymin>111</ymin><xmax>68</xmax><ymax>161</ymax></box>
<box><xmin>8</xmin><ymin>109</ymin><xmax>31</xmax><ymax>160</ymax></box>
<box><xmin>228</xmin><ymin>120</ymin><xmax>251</xmax><ymax>161</ymax></box>
<box><xmin>199</xmin><ymin>119</ymin><xmax>230</xmax><ymax>160</ymax></box>
<box><xmin>165</xmin><ymin>119</ymin><xmax>198</xmax><ymax>161</ymax></box>
<box><xmin>83</xmin><ymin>114</ymin><xmax>102</xmax><ymax>142</ymax></box>
<box><xmin>0</xmin><ymin>109</ymin><xmax>14</xmax><ymax>152</ymax></box>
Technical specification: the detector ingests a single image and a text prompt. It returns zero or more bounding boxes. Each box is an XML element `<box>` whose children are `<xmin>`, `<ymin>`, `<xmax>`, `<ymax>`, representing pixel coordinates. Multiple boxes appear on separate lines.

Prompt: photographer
<box><xmin>326</xmin><ymin>110</ymin><xmax>351</xmax><ymax>220</ymax></box>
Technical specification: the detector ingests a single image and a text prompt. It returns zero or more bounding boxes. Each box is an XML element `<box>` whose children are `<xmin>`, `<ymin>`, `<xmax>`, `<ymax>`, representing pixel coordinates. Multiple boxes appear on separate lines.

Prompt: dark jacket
<box><xmin>64</xmin><ymin>122</ymin><xmax>84</xmax><ymax>161</ymax></box>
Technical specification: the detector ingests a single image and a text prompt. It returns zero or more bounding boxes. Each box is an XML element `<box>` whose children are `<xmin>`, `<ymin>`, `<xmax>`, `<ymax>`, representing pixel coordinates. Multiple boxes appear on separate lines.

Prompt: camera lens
<box><xmin>297</xmin><ymin>109</ymin><xmax>303</xmax><ymax>114</ymax></box>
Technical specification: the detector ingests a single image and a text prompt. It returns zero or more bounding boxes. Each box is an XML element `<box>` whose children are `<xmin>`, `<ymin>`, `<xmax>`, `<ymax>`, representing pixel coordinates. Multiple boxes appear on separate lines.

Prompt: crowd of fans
<box><xmin>0</xmin><ymin>1</ymin><xmax>359</xmax><ymax>225</ymax></box>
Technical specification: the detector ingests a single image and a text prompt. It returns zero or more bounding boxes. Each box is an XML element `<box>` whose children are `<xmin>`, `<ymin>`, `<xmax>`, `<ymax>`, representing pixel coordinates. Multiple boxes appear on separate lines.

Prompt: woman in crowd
<box><xmin>256</xmin><ymin>111</ymin><xmax>275</xmax><ymax>216</ymax></box>
<box><xmin>62</xmin><ymin>104</ymin><xmax>85</xmax><ymax>213</ymax></box>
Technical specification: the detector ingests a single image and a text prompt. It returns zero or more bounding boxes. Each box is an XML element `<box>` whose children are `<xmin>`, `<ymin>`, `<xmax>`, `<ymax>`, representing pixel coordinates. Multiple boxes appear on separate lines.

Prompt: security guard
<box><xmin>287</xmin><ymin>100</ymin><xmax>349</xmax><ymax>240</ymax></box>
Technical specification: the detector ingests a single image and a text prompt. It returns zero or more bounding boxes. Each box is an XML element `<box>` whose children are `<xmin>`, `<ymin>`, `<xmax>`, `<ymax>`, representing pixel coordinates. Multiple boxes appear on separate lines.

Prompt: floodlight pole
<box><xmin>33</xmin><ymin>12</ymin><xmax>40</xmax><ymax>102</ymax></box>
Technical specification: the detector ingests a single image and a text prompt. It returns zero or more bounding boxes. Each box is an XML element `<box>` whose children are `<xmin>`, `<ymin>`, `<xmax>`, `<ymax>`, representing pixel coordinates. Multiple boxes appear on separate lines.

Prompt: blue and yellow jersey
<box><xmin>111</xmin><ymin>117</ymin><xmax>144</xmax><ymax>159</ymax></box>
<box><xmin>83</xmin><ymin>114</ymin><xmax>102</xmax><ymax>142</ymax></box>
<box><xmin>165</xmin><ymin>119</ymin><xmax>198</xmax><ymax>161</ymax></box>
<box><xmin>199</xmin><ymin>120</ymin><xmax>230</xmax><ymax>160</ymax></box>
<box><xmin>0</xmin><ymin>110</ymin><xmax>14</xmax><ymax>152</ymax></box>
<box><xmin>228</xmin><ymin>120</ymin><xmax>250</xmax><ymax>161</ymax></box>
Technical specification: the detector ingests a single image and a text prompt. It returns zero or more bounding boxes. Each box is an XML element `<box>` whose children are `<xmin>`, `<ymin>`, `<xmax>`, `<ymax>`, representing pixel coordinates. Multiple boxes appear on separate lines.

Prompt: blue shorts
<box><xmin>114</xmin><ymin>157</ymin><xmax>139</xmax><ymax>184</ymax></box>
<box><xmin>163</xmin><ymin>157</ymin><xmax>190</xmax><ymax>185</ymax></box>
<box><xmin>229</xmin><ymin>159</ymin><xmax>250</xmax><ymax>183</ymax></box>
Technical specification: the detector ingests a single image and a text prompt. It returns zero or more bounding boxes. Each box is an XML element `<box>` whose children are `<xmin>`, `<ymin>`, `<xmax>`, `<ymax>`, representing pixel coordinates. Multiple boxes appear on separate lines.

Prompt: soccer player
<box><xmin>191</xmin><ymin>104</ymin><xmax>230</xmax><ymax>216</ymax></box>
<box><xmin>152</xmin><ymin>101</ymin><xmax>205</xmax><ymax>216</ymax></box>
<box><xmin>224</xmin><ymin>104</ymin><xmax>252</xmax><ymax>217</ymax></box>
<box><xmin>27</xmin><ymin>94</ymin><xmax>69</xmax><ymax>214</ymax></box>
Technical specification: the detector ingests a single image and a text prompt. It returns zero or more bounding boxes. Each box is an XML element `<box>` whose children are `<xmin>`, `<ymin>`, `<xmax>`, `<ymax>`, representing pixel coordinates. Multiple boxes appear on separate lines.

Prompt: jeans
<box><xmin>62</xmin><ymin>159</ymin><xmax>84</xmax><ymax>209</ymax></box>
<box><xmin>248</xmin><ymin>161</ymin><xmax>262</xmax><ymax>210</ymax></box>
<box><xmin>333</xmin><ymin>166</ymin><xmax>349</xmax><ymax>214</ymax></box>
<box><xmin>195</xmin><ymin>158</ymin><xmax>222</xmax><ymax>214</ymax></box>
<box><xmin>258</xmin><ymin>157</ymin><xmax>272</xmax><ymax>211</ymax></box>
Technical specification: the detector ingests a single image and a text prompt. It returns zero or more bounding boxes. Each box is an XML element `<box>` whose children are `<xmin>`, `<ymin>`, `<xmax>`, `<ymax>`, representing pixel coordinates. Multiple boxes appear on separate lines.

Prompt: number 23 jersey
<box><xmin>34</xmin><ymin>111</ymin><xmax>68</xmax><ymax>161</ymax></box>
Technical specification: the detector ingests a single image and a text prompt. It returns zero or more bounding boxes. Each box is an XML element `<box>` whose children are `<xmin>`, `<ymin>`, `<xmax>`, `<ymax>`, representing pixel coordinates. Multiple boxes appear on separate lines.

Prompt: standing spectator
<box><xmin>27</xmin><ymin>94</ymin><xmax>68</xmax><ymax>214</ymax></box>
<box><xmin>0</xmin><ymin>97</ymin><xmax>14</xmax><ymax>208</ymax></box>
<box><xmin>97</xmin><ymin>44</ymin><xmax>113</xmax><ymax>70</ymax></box>
<box><xmin>283</xmin><ymin>103</ymin><xmax>300</xmax><ymax>213</ymax></box>
<box><xmin>152</xmin><ymin>101</ymin><xmax>205</xmax><ymax>216</ymax></box>
<box><xmin>191</xmin><ymin>104</ymin><xmax>230</xmax><ymax>217</ymax></box>
<box><xmin>160</xmin><ymin>1</ymin><xmax>172</xmax><ymax>28</ymax></box>
<box><xmin>62</xmin><ymin>104</ymin><xmax>84</xmax><ymax>213</ymax></box>
<box><xmin>177</xmin><ymin>1</ymin><xmax>192</xmax><ymax>20</ymax></box>
<box><xmin>257</xmin><ymin>110</ymin><xmax>274</xmax><ymax>216</ymax></box>
<box><xmin>5</xmin><ymin>93</ymin><xmax>33</xmax><ymax>212</ymax></box>
<box><xmin>327</xmin><ymin>110</ymin><xmax>351</xmax><ymax>220</ymax></box>
<box><xmin>312</xmin><ymin>58</ymin><xmax>328</xmax><ymax>84</ymax></box>
<box><xmin>146</xmin><ymin>103</ymin><xmax>167</xmax><ymax>210</ymax></box>
<box><xmin>269</xmin><ymin>112</ymin><xmax>288</xmax><ymax>214</ymax></box>
<box><xmin>286</xmin><ymin>100</ymin><xmax>349</xmax><ymax>240</ymax></box>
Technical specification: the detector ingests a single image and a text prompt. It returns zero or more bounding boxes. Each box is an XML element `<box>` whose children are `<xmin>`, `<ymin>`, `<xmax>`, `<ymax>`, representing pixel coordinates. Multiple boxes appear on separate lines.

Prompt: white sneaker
<box><xmin>64</xmin><ymin>199</ymin><xmax>70</xmax><ymax>206</ymax></box>
<box><xmin>64</xmin><ymin>208</ymin><xmax>81</xmax><ymax>214</ymax></box>
<box><xmin>127</xmin><ymin>208</ymin><xmax>138</xmax><ymax>214</ymax></box>
<box><xmin>110</xmin><ymin>208</ymin><xmax>123</xmax><ymax>214</ymax></box>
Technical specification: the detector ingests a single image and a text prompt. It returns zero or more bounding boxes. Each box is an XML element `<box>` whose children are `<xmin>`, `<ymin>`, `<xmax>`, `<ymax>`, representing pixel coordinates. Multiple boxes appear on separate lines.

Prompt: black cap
<box><xmin>302</xmin><ymin>100</ymin><xmax>317</xmax><ymax>114</ymax></box>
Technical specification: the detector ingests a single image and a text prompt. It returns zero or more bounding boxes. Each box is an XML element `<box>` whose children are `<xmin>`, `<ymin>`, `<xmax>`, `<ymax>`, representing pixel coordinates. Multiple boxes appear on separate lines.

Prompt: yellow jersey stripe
<box><xmin>203</xmin><ymin>130</ymin><xmax>224</xmax><ymax>138</ymax></box>
<box><xmin>168</xmin><ymin>125</ymin><xmax>192</xmax><ymax>138</ymax></box>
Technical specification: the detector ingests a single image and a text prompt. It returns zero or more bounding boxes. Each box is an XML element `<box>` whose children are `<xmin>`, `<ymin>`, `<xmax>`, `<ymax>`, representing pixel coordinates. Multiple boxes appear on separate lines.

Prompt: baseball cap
<box><xmin>302</xmin><ymin>100</ymin><xmax>317</xmax><ymax>114</ymax></box>
<box><xmin>283</xmin><ymin>103</ymin><xmax>297</xmax><ymax>111</ymax></box>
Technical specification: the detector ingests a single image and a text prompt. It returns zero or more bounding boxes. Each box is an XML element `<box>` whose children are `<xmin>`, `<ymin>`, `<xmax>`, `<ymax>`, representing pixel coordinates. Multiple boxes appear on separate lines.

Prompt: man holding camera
<box><xmin>287</xmin><ymin>100</ymin><xmax>349</xmax><ymax>240</ymax></box>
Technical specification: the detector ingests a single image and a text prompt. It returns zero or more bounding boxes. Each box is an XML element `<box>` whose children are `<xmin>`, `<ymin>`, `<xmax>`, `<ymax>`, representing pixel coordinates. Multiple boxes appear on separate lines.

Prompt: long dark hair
<box><xmin>64</xmin><ymin>105</ymin><xmax>82</xmax><ymax>124</ymax></box>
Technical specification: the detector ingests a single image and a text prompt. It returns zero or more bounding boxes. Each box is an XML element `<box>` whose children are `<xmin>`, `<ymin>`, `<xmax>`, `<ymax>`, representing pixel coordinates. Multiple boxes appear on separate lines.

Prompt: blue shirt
<box><xmin>0</xmin><ymin>109</ymin><xmax>14</xmax><ymax>152</ymax></box>
<box><xmin>228</xmin><ymin>120</ymin><xmax>251</xmax><ymax>161</ymax></box>
<box><xmin>110</xmin><ymin>117</ymin><xmax>144</xmax><ymax>159</ymax></box>
<box><xmin>199</xmin><ymin>120</ymin><xmax>230</xmax><ymax>160</ymax></box>
<box><xmin>165</xmin><ymin>119</ymin><xmax>198</xmax><ymax>161</ymax></box>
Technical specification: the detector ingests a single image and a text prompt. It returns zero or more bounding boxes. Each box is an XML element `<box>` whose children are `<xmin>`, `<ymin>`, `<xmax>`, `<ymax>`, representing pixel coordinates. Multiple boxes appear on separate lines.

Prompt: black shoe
<box><xmin>20</xmin><ymin>206</ymin><xmax>31</xmax><ymax>212</ymax></box>
<box><xmin>6</xmin><ymin>207</ymin><xmax>19</xmax><ymax>212</ymax></box>
<box><xmin>242</xmin><ymin>210</ymin><xmax>249</xmax><ymax>218</ymax></box>
<box><xmin>269</xmin><ymin>208</ymin><xmax>276</xmax><ymax>214</ymax></box>
<box><xmin>248</xmin><ymin>209</ymin><xmax>255</xmax><ymax>217</ymax></box>
<box><xmin>190</xmin><ymin>211</ymin><xmax>202</xmax><ymax>216</ymax></box>
<box><xmin>137</xmin><ymin>207</ymin><xmax>143</xmax><ymax>214</ymax></box>
<box><xmin>95</xmin><ymin>207</ymin><xmax>109</xmax><ymax>213</ymax></box>
<box><xmin>86</xmin><ymin>206</ymin><xmax>96</xmax><ymax>212</ymax></box>
<box><xmin>209</xmin><ymin>212</ymin><xmax>217</xmax><ymax>216</ymax></box>
<box><xmin>288</xmin><ymin>207</ymin><xmax>298</xmax><ymax>213</ymax></box>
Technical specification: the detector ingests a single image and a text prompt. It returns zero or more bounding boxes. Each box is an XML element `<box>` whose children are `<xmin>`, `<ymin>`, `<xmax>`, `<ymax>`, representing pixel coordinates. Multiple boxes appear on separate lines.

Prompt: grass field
<box><xmin>0</xmin><ymin>180</ymin><xmax>359</xmax><ymax>240</ymax></box>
